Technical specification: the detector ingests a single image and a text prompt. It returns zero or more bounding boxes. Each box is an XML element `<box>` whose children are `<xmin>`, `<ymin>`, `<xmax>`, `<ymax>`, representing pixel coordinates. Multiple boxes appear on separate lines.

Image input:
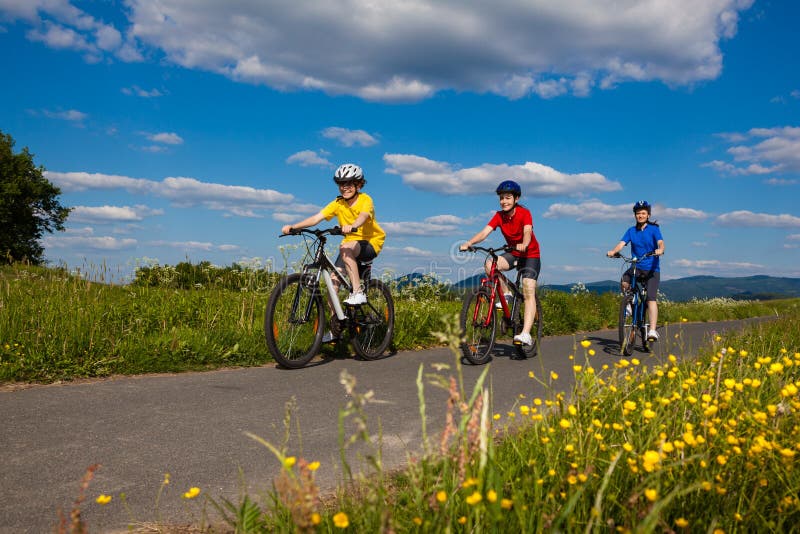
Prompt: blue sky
<box><xmin>2</xmin><ymin>0</ymin><xmax>799</xmax><ymax>285</ymax></box>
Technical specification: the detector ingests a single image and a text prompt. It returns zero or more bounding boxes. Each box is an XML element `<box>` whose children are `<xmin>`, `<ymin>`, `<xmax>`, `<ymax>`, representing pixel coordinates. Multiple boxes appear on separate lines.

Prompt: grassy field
<box><xmin>1</xmin><ymin>262</ymin><xmax>797</xmax><ymax>383</ymax></box>
<box><xmin>5</xmin><ymin>261</ymin><xmax>799</xmax><ymax>532</ymax></box>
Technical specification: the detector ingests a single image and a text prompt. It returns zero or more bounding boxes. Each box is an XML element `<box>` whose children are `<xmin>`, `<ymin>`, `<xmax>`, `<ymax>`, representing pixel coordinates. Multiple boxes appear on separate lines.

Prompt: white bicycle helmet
<box><xmin>333</xmin><ymin>163</ymin><xmax>365</xmax><ymax>184</ymax></box>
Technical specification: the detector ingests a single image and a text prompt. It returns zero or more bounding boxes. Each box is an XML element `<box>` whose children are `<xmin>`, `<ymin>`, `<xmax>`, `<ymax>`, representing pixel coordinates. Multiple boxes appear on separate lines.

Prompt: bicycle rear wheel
<box><xmin>460</xmin><ymin>288</ymin><xmax>496</xmax><ymax>365</ymax></box>
<box><xmin>515</xmin><ymin>292</ymin><xmax>542</xmax><ymax>359</ymax></box>
<box><xmin>264</xmin><ymin>273</ymin><xmax>324</xmax><ymax>369</ymax></box>
<box><xmin>350</xmin><ymin>279</ymin><xmax>395</xmax><ymax>360</ymax></box>
<box><xmin>618</xmin><ymin>295</ymin><xmax>636</xmax><ymax>356</ymax></box>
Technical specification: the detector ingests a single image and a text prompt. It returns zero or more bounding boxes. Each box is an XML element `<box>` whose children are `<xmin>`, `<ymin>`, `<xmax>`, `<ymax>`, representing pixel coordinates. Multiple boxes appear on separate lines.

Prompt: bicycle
<box><xmin>609</xmin><ymin>251</ymin><xmax>656</xmax><ymax>356</ymax></box>
<box><xmin>459</xmin><ymin>245</ymin><xmax>543</xmax><ymax>364</ymax></box>
<box><xmin>264</xmin><ymin>227</ymin><xmax>395</xmax><ymax>369</ymax></box>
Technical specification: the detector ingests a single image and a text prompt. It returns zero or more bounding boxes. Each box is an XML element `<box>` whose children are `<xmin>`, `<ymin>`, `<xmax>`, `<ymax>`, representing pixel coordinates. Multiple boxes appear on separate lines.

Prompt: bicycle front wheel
<box><xmin>264</xmin><ymin>273</ymin><xmax>324</xmax><ymax>369</ymax></box>
<box><xmin>618</xmin><ymin>295</ymin><xmax>636</xmax><ymax>356</ymax></box>
<box><xmin>460</xmin><ymin>288</ymin><xmax>496</xmax><ymax>365</ymax></box>
<box><xmin>350</xmin><ymin>279</ymin><xmax>395</xmax><ymax>360</ymax></box>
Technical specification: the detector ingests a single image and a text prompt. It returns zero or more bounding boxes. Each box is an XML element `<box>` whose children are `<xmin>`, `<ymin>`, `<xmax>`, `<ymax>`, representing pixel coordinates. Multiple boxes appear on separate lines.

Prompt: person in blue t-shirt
<box><xmin>606</xmin><ymin>200</ymin><xmax>666</xmax><ymax>342</ymax></box>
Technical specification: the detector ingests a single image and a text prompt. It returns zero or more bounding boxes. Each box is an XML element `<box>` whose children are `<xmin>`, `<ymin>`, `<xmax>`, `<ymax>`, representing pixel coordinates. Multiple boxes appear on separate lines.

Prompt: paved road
<box><xmin>0</xmin><ymin>318</ymin><xmax>770</xmax><ymax>533</ymax></box>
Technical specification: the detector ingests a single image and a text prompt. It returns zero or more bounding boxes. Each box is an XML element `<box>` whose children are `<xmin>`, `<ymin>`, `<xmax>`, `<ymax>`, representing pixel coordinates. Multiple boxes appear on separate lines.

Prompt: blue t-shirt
<box><xmin>620</xmin><ymin>224</ymin><xmax>663</xmax><ymax>272</ymax></box>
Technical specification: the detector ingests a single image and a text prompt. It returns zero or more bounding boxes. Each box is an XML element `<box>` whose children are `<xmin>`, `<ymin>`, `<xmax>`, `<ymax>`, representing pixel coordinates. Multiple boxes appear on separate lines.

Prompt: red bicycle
<box><xmin>460</xmin><ymin>245</ymin><xmax>543</xmax><ymax>364</ymax></box>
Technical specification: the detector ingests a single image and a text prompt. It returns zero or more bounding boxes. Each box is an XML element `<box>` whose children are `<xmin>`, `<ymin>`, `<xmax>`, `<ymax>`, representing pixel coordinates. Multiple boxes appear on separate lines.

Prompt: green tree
<box><xmin>0</xmin><ymin>130</ymin><xmax>70</xmax><ymax>265</ymax></box>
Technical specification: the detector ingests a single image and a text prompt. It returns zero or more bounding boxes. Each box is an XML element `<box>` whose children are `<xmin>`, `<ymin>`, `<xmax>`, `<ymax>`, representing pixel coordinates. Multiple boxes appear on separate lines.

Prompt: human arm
<box><xmin>606</xmin><ymin>241</ymin><xmax>627</xmax><ymax>257</ymax></box>
<box><xmin>281</xmin><ymin>212</ymin><xmax>326</xmax><ymax>234</ymax></box>
<box><xmin>516</xmin><ymin>224</ymin><xmax>533</xmax><ymax>253</ymax></box>
<box><xmin>654</xmin><ymin>239</ymin><xmax>664</xmax><ymax>256</ymax></box>
<box><xmin>460</xmin><ymin>225</ymin><xmax>494</xmax><ymax>251</ymax></box>
<box><xmin>341</xmin><ymin>211</ymin><xmax>370</xmax><ymax>234</ymax></box>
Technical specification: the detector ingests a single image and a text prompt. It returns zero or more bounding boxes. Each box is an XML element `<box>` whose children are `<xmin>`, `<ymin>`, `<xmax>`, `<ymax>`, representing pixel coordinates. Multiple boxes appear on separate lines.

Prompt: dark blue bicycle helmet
<box><xmin>633</xmin><ymin>200</ymin><xmax>651</xmax><ymax>213</ymax></box>
<box><xmin>496</xmin><ymin>180</ymin><xmax>522</xmax><ymax>197</ymax></box>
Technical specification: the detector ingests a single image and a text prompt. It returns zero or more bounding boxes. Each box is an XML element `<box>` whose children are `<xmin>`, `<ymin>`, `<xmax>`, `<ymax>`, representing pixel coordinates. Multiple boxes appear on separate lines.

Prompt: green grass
<box><xmin>1</xmin><ymin>262</ymin><xmax>797</xmax><ymax>383</ymax></box>
<box><xmin>218</xmin><ymin>309</ymin><xmax>800</xmax><ymax>533</ymax></box>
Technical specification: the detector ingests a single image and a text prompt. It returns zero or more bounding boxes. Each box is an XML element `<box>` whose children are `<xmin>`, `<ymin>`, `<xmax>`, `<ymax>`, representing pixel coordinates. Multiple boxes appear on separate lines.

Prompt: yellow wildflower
<box><xmin>551</xmin><ymin>371</ymin><xmax>559</xmax><ymax>380</ymax></box>
<box><xmin>644</xmin><ymin>488</ymin><xmax>658</xmax><ymax>502</ymax></box>
<box><xmin>458</xmin><ymin>516</ymin><xmax>467</xmax><ymax>524</ymax></box>
<box><xmin>308</xmin><ymin>461</ymin><xmax>321</xmax><ymax>471</ymax></box>
<box><xmin>413</xmin><ymin>517</ymin><xmax>423</xmax><ymax>526</ymax></box>
<box><xmin>95</xmin><ymin>494</ymin><xmax>112</xmax><ymax>505</ymax></box>
<box><xmin>311</xmin><ymin>513</ymin><xmax>321</xmax><ymax>525</ymax></box>
<box><xmin>559</xmin><ymin>419</ymin><xmax>571</xmax><ymax>429</ymax></box>
<box><xmin>581</xmin><ymin>340</ymin><xmax>591</xmax><ymax>348</ymax></box>
<box><xmin>333</xmin><ymin>512</ymin><xmax>349</xmax><ymax>528</ymax></box>
<box><xmin>283</xmin><ymin>456</ymin><xmax>297</xmax><ymax>469</ymax></box>
<box><xmin>466</xmin><ymin>491</ymin><xmax>482</xmax><ymax>505</ymax></box>
<box><xmin>436</xmin><ymin>490</ymin><xmax>447</xmax><ymax>503</ymax></box>
<box><xmin>501</xmin><ymin>498</ymin><xmax>513</xmax><ymax>509</ymax></box>
<box><xmin>675</xmin><ymin>518</ymin><xmax>689</xmax><ymax>528</ymax></box>
<box><xmin>182</xmin><ymin>487</ymin><xmax>201</xmax><ymax>499</ymax></box>
<box><xmin>487</xmin><ymin>489</ymin><xmax>498</xmax><ymax>503</ymax></box>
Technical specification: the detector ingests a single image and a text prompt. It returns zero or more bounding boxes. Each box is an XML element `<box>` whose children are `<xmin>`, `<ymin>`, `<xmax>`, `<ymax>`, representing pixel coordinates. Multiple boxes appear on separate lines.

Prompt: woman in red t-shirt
<box><xmin>460</xmin><ymin>180</ymin><xmax>541</xmax><ymax>348</ymax></box>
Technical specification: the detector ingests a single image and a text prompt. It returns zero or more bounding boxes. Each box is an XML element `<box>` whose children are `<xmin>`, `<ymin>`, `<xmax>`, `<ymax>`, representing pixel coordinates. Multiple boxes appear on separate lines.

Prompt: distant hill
<box><xmin>448</xmin><ymin>274</ymin><xmax>800</xmax><ymax>302</ymax></box>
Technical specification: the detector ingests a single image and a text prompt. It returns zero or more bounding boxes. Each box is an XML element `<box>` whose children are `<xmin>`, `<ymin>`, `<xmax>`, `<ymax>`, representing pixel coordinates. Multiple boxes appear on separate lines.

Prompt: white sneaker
<box><xmin>322</xmin><ymin>331</ymin><xmax>339</xmax><ymax>343</ymax></box>
<box><xmin>625</xmin><ymin>303</ymin><xmax>632</xmax><ymax>316</ymax></box>
<box><xmin>495</xmin><ymin>293</ymin><xmax>513</xmax><ymax>309</ymax></box>
<box><xmin>513</xmin><ymin>332</ymin><xmax>533</xmax><ymax>346</ymax></box>
<box><xmin>344</xmin><ymin>292</ymin><xmax>367</xmax><ymax>305</ymax></box>
<box><xmin>647</xmin><ymin>329</ymin><xmax>659</xmax><ymax>342</ymax></box>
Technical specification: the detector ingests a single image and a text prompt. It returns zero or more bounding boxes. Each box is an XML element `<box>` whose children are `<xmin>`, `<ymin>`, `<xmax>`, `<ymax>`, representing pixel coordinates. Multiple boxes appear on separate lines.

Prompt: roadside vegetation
<box><xmin>61</xmin><ymin>306</ymin><xmax>800</xmax><ymax>532</ymax></box>
<box><xmin>2</xmin><ymin>261</ymin><xmax>797</xmax><ymax>383</ymax></box>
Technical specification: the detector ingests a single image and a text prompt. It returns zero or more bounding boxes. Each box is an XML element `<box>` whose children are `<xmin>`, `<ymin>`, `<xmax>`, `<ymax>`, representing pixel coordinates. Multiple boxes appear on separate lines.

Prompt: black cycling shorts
<box><xmin>500</xmin><ymin>253</ymin><xmax>540</xmax><ymax>281</ymax></box>
<box><xmin>622</xmin><ymin>269</ymin><xmax>660</xmax><ymax>302</ymax></box>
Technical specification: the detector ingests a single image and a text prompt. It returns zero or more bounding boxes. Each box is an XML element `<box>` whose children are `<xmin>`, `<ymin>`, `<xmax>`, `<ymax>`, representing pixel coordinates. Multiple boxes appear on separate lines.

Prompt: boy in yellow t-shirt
<box><xmin>281</xmin><ymin>164</ymin><xmax>385</xmax><ymax>313</ymax></box>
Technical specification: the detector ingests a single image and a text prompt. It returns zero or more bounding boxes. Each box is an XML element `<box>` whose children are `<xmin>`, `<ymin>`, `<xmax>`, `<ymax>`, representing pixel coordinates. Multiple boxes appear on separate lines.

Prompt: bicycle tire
<box><xmin>515</xmin><ymin>292</ymin><xmax>542</xmax><ymax>359</ymax></box>
<box><xmin>618</xmin><ymin>295</ymin><xmax>636</xmax><ymax>356</ymax></box>
<box><xmin>460</xmin><ymin>287</ymin><xmax>496</xmax><ymax>365</ymax></box>
<box><xmin>264</xmin><ymin>273</ymin><xmax>324</xmax><ymax>369</ymax></box>
<box><xmin>350</xmin><ymin>279</ymin><xmax>395</xmax><ymax>360</ymax></box>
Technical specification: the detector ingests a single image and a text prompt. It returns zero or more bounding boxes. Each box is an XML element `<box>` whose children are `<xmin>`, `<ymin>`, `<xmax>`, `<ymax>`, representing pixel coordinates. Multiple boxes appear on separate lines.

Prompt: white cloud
<box><xmin>149</xmin><ymin>240</ymin><xmax>214</xmax><ymax>251</ymax></box>
<box><xmin>46</xmin><ymin>171</ymin><xmax>298</xmax><ymax>217</ymax></box>
<box><xmin>286</xmin><ymin>150</ymin><xmax>332</xmax><ymax>167</ymax></box>
<box><xmin>670</xmin><ymin>258</ymin><xmax>765</xmax><ymax>277</ymax></box>
<box><xmin>322</xmin><ymin>127</ymin><xmax>378</xmax><ymax>147</ymax></box>
<box><xmin>41</xmin><ymin>108</ymin><xmax>87</xmax><ymax>122</ymax></box>
<box><xmin>384</xmin><ymin>154</ymin><xmax>620</xmax><ymax>196</ymax></box>
<box><xmin>122</xmin><ymin>85</ymin><xmax>164</xmax><ymax>98</ymax></box>
<box><xmin>543</xmin><ymin>201</ymin><xmax>709</xmax><ymax>223</ymax></box>
<box><xmin>383</xmin><ymin>246</ymin><xmax>434</xmax><ymax>257</ymax></box>
<box><xmin>715</xmin><ymin>210</ymin><xmax>800</xmax><ymax>228</ymax></box>
<box><xmin>44</xmin><ymin>235</ymin><xmax>138</xmax><ymax>251</ymax></box>
<box><xmin>69</xmin><ymin>205</ymin><xmax>164</xmax><ymax>223</ymax></box>
<box><xmin>4</xmin><ymin>0</ymin><xmax>754</xmax><ymax>102</ymax></box>
<box><xmin>5</xmin><ymin>0</ymin><xmax>142</xmax><ymax>62</ymax></box>
<box><xmin>147</xmin><ymin>132</ymin><xmax>183</xmax><ymax>145</ymax></box>
<box><xmin>706</xmin><ymin>126</ymin><xmax>800</xmax><ymax>175</ymax></box>
<box><xmin>764</xmin><ymin>178</ymin><xmax>798</xmax><ymax>186</ymax></box>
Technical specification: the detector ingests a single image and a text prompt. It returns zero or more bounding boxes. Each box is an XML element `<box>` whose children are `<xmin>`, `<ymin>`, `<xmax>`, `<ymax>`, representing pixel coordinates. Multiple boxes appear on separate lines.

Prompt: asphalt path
<box><xmin>0</xmin><ymin>317</ymin><xmax>772</xmax><ymax>533</ymax></box>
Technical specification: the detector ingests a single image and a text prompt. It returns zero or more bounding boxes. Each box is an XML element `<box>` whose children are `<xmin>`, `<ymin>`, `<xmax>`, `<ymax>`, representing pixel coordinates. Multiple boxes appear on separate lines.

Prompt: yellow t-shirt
<box><xmin>320</xmin><ymin>192</ymin><xmax>386</xmax><ymax>254</ymax></box>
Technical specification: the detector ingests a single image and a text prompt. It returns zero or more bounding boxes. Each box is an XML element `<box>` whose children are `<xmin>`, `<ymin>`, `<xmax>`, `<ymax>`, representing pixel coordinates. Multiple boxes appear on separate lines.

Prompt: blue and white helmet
<box><xmin>633</xmin><ymin>200</ymin><xmax>651</xmax><ymax>213</ymax></box>
<box><xmin>333</xmin><ymin>163</ymin><xmax>365</xmax><ymax>184</ymax></box>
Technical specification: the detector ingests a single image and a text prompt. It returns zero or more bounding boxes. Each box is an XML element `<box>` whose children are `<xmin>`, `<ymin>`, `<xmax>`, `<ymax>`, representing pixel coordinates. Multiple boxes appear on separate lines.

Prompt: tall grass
<box><xmin>1</xmin><ymin>262</ymin><xmax>797</xmax><ymax>383</ymax></box>
<box><xmin>205</xmin><ymin>310</ymin><xmax>800</xmax><ymax>532</ymax></box>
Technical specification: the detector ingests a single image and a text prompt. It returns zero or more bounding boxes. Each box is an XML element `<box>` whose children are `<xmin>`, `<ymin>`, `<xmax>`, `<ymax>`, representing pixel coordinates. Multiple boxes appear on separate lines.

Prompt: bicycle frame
<box><xmin>288</xmin><ymin>228</ymin><xmax>357</xmax><ymax>323</ymax></box>
<box><xmin>471</xmin><ymin>246</ymin><xmax>523</xmax><ymax>326</ymax></box>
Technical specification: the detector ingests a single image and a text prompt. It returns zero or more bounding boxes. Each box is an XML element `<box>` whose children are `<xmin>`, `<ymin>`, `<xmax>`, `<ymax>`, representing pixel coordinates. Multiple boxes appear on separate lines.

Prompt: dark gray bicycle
<box><xmin>610</xmin><ymin>251</ymin><xmax>656</xmax><ymax>356</ymax></box>
<box><xmin>264</xmin><ymin>227</ymin><xmax>394</xmax><ymax>369</ymax></box>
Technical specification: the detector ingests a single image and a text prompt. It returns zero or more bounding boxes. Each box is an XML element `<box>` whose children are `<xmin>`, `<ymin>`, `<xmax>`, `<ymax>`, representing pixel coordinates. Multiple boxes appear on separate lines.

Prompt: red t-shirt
<box><xmin>488</xmin><ymin>204</ymin><xmax>540</xmax><ymax>258</ymax></box>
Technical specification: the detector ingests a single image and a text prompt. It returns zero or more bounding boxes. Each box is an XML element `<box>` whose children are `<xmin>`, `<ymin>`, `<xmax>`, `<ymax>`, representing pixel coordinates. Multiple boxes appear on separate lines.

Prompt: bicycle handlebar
<box><xmin>609</xmin><ymin>251</ymin><xmax>659</xmax><ymax>262</ymax></box>
<box><xmin>280</xmin><ymin>226</ymin><xmax>344</xmax><ymax>238</ymax></box>
<box><xmin>464</xmin><ymin>244</ymin><xmax>514</xmax><ymax>256</ymax></box>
